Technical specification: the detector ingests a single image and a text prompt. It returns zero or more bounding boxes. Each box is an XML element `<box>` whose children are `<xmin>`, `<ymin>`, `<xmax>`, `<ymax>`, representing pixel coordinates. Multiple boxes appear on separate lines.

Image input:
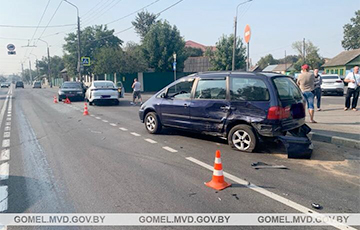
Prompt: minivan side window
<box><xmin>167</xmin><ymin>80</ymin><xmax>194</xmax><ymax>99</ymax></box>
<box><xmin>230</xmin><ymin>78</ymin><xmax>269</xmax><ymax>101</ymax></box>
<box><xmin>273</xmin><ymin>77</ymin><xmax>302</xmax><ymax>101</ymax></box>
<box><xmin>195</xmin><ymin>79</ymin><xmax>226</xmax><ymax>99</ymax></box>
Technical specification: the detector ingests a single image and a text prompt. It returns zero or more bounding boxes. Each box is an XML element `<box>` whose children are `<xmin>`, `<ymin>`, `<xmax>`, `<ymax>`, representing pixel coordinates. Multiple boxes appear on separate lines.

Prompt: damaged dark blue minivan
<box><xmin>139</xmin><ymin>72</ymin><xmax>312</xmax><ymax>156</ymax></box>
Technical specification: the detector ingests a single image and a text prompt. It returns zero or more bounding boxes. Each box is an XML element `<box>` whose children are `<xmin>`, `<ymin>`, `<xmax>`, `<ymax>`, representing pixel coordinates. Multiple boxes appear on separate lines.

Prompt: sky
<box><xmin>0</xmin><ymin>0</ymin><xmax>358</xmax><ymax>75</ymax></box>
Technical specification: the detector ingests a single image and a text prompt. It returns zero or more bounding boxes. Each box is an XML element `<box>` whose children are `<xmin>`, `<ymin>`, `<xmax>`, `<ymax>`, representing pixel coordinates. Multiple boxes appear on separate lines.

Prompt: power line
<box><xmin>81</xmin><ymin>0</ymin><xmax>107</xmax><ymax>18</ymax></box>
<box><xmin>81</xmin><ymin>0</ymin><xmax>114</xmax><ymax>21</ymax></box>
<box><xmin>81</xmin><ymin>0</ymin><xmax>124</xmax><ymax>26</ymax></box>
<box><xmin>155</xmin><ymin>0</ymin><xmax>184</xmax><ymax>16</ymax></box>
<box><xmin>104</xmin><ymin>0</ymin><xmax>161</xmax><ymax>26</ymax></box>
<box><xmin>0</xmin><ymin>23</ymin><xmax>75</xmax><ymax>28</ymax></box>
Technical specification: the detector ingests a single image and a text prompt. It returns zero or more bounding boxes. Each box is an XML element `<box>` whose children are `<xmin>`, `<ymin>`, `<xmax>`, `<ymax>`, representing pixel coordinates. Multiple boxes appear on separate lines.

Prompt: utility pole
<box><xmin>29</xmin><ymin>60</ymin><xmax>32</xmax><ymax>84</ymax></box>
<box><xmin>39</xmin><ymin>39</ymin><xmax>51</xmax><ymax>87</ymax></box>
<box><xmin>284</xmin><ymin>50</ymin><xmax>287</xmax><ymax>75</ymax></box>
<box><xmin>303</xmin><ymin>38</ymin><xmax>306</xmax><ymax>62</ymax></box>
<box><xmin>64</xmin><ymin>0</ymin><xmax>82</xmax><ymax>81</ymax></box>
<box><xmin>232</xmin><ymin>0</ymin><xmax>252</xmax><ymax>71</ymax></box>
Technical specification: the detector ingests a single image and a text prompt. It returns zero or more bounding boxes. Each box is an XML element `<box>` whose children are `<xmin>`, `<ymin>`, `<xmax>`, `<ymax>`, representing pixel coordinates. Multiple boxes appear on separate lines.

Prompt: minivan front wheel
<box><xmin>145</xmin><ymin>112</ymin><xmax>162</xmax><ymax>134</ymax></box>
<box><xmin>228</xmin><ymin>125</ymin><xmax>256</xmax><ymax>152</ymax></box>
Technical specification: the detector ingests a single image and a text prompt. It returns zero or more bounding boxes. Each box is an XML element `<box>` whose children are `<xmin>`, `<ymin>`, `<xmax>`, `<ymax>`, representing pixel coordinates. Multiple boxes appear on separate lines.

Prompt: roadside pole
<box><xmin>244</xmin><ymin>24</ymin><xmax>251</xmax><ymax>71</ymax></box>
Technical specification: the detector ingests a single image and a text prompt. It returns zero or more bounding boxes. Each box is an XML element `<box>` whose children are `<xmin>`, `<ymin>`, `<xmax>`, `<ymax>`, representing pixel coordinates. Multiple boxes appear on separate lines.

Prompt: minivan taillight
<box><xmin>267</xmin><ymin>106</ymin><xmax>291</xmax><ymax>120</ymax></box>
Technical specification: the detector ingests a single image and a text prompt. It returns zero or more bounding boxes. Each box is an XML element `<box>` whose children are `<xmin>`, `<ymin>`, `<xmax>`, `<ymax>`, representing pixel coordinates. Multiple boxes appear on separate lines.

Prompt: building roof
<box><xmin>262</xmin><ymin>64</ymin><xmax>277</xmax><ymax>72</ymax></box>
<box><xmin>184</xmin><ymin>56</ymin><xmax>212</xmax><ymax>72</ymax></box>
<box><xmin>185</xmin><ymin>40</ymin><xmax>216</xmax><ymax>52</ymax></box>
<box><xmin>322</xmin><ymin>49</ymin><xmax>360</xmax><ymax>67</ymax></box>
<box><xmin>273</xmin><ymin>63</ymin><xmax>294</xmax><ymax>72</ymax></box>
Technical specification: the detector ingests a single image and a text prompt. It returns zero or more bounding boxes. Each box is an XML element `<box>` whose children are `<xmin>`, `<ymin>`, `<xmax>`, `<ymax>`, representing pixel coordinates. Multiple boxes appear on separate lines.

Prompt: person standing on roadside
<box><xmin>344</xmin><ymin>66</ymin><xmax>360</xmax><ymax>111</ymax></box>
<box><xmin>131</xmin><ymin>78</ymin><xmax>142</xmax><ymax>105</ymax></box>
<box><xmin>297</xmin><ymin>64</ymin><xmax>316</xmax><ymax>123</ymax></box>
<box><xmin>313</xmin><ymin>69</ymin><xmax>322</xmax><ymax>111</ymax></box>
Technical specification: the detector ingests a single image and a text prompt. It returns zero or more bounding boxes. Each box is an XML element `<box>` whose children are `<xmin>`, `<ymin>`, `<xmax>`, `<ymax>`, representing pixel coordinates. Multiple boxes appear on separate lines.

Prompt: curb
<box><xmin>308</xmin><ymin>132</ymin><xmax>360</xmax><ymax>149</ymax></box>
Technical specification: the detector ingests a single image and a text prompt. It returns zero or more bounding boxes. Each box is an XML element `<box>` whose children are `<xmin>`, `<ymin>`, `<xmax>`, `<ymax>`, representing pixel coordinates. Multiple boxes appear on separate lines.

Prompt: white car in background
<box><xmin>85</xmin><ymin>81</ymin><xmax>119</xmax><ymax>105</ymax></box>
<box><xmin>320</xmin><ymin>74</ymin><xmax>344</xmax><ymax>96</ymax></box>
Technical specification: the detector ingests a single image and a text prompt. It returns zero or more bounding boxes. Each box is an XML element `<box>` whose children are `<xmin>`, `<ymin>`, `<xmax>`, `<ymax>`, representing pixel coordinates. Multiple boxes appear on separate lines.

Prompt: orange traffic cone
<box><xmin>64</xmin><ymin>98</ymin><xmax>71</xmax><ymax>104</ymax></box>
<box><xmin>53</xmin><ymin>96</ymin><xmax>58</xmax><ymax>103</ymax></box>
<box><xmin>205</xmin><ymin>150</ymin><xmax>231</xmax><ymax>190</ymax></box>
<box><xmin>83</xmin><ymin>103</ymin><xmax>89</xmax><ymax>116</ymax></box>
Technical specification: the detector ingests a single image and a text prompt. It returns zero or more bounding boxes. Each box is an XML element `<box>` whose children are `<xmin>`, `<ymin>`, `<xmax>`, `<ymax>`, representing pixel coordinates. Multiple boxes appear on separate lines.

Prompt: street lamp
<box><xmin>232</xmin><ymin>0</ymin><xmax>252</xmax><ymax>71</ymax></box>
<box><xmin>63</xmin><ymin>0</ymin><xmax>82</xmax><ymax>81</ymax></box>
<box><xmin>38</xmin><ymin>38</ymin><xmax>51</xmax><ymax>87</ymax></box>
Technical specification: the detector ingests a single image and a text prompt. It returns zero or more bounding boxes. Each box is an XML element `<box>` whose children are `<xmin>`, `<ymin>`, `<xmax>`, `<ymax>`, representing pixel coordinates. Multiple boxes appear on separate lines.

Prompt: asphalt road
<box><xmin>0</xmin><ymin>85</ymin><xmax>359</xmax><ymax>230</ymax></box>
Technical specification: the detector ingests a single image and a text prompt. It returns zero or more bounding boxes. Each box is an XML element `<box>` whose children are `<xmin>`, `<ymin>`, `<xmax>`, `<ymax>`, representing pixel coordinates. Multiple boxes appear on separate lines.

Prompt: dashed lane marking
<box><xmin>162</xmin><ymin>146</ymin><xmax>178</xmax><ymax>153</ymax></box>
<box><xmin>130</xmin><ymin>132</ymin><xmax>140</xmax><ymax>137</ymax></box>
<box><xmin>119</xmin><ymin>127</ymin><xmax>128</xmax><ymax>131</ymax></box>
<box><xmin>0</xmin><ymin>162</ymin><xmax>9</xmax><ymax>180</ymax></box>
<box><xmin>90</xmin><ymin>114</ymin><xmax>95</xmax><ymax>117</ymax></box>
<box><xmin>185</xmin><ymin>157</ymin><xmax>354</xmax><ymax>230</ymax></box>
<box><xmin>6</xmin><ymin>118</ymin><xmax>10</xmax><ymax>121</ymax></box>
<box><xmin>0</xmin><ymin>186</ymin><xmax>8</xmax><ymax>212</ymax></box>
<box><xmin>95</xmin><ymin>117</ymin><xmax>101</xmax><ymax>119</ymax></box>
<box><xmin>3</xmin><ymin>132</ymin><xmax>10</xmax><ymax>138</ymax></box>
<box><xmin>5</xmin><ymin>122</ymin><xmax>10</xmax><ymax>126</ymax></box>
<box><xmin>2</xmin><ymin>140</ymin><xmax>10</xmax><ymax>148</ymax></box>
<box><xmin>4</xmin><ymin>127</ymin><xmax>10</xmax><ymax>132</ymax></box>
<box><xmin>145</xmin><ymin>138</ymin><xmax>157</xmax><ymax>144</ymax></box>
<box><xmin>0</xmin><ymin>149</ymin><xmax>9</xmax><ymax>161</ymax></box>
<box><xmin>110</xmin><ymin>123</ymin><xmax>117</xmax><ymax>127</ymax></box>
<box><xmin>102</xmin><ymin>120</ymin><xmax>108</xmax><ymax>123</ymax></box>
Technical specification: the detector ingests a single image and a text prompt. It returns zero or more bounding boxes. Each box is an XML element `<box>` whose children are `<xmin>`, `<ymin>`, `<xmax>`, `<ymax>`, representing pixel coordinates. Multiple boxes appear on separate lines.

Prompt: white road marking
<box><xmin>102</xmin><ymin>120</ymin><xmax>108</xmax><ymax>123</ymax></box>
<box><xmin>130</xmin><ymin>132</ymin><xmax>140</xmax><ymax>136</ymax></box>
<box><xmin>6</xmin><ymin>114</ymin><xmax>11</xmax><ymax>117</ymax></box>
<box><xmin>0</xmin><ymin>186</ymin><xmax>8</xmax><ymax>212</ymax></box>
<box><xmin>162</xmin><ymin>146</ymin><xmax>178</xmax><ymax>153</ymax></box>
<box><xmin>110</xmin><ymin>123</ymin><xmax>117</xmax><ymax>127</ymax></box>
<box><xmin>186</xmin><ymin>157</ymin><xmax>354</xmax><ymax>230</ymax></box>
<box><xmin>145</xmin><ymin>138</ymin><xmax>157</xmax><ymax>144</ymax></box>
<box><xmin>0</xmin><ymin>95</ymin><xmax>10</xmax><ymax>129</ymax></box>
<box><xmin>119</xmin><ymin>127</ymin><xmax>128</xmax><ymax>131</ymax></box>
<box><xmin>2</xmin><ymin>140</ymin><xmax>10</xmax><ymax>148</ymax></box>
<box><xmin>95</xmin><ymin>117</ymin><xmax>101</xmax><ymax>119</ymax></box>
<box><xmin>4</xmin><ymin>127</ymin><xmax>10</xmax><ymax>132</ymax></box>
<box><xmin>6</xmin><ymin>118</ymin><xmax>11</xmax><ymax>121</ymax></box>
<box><xmin>5</xmin><ymin>122</ymin><xmax>10</xmax><ymax>126</ymax></box>
<box><xmin>0</xmin><ymin>149</ymin><xmax>10</xmax><ymax>161</ymax></box>
<box><xmin>90</xmin><ymin>114</ymin><xmax>95</xmax><ymax>117</ymax></box>
<box><xmin>3</xmin><ymin>132</ymin><xmax>10</xmax><ymax>138</ymax></box>
<box><xmin>0</xmin><ymin>162</ymin><xmax>9</xmax><ymax>180</ymax></box>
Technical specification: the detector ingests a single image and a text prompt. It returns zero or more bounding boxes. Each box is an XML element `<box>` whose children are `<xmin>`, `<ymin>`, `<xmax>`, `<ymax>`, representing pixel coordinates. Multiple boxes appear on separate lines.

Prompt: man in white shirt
<box><xmin>131</xmin><ymin>78</ymin><xmax>142</xmax><ymax>105</ymax></box>
<box><xmin>344</xmin><ymin>66</ymin><xmax>360</xmax><ymax>111</ymax></box>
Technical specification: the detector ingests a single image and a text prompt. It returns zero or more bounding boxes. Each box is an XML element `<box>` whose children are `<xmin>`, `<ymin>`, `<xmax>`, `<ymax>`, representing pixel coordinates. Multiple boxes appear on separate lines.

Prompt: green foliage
<box><xmin>256</xmin><ymin>54</ymin><xmax>279</xmax><ymax>70</ymax></box>
<box><xmin>142</xmin><ymin>20</ymin><xmax>186</xmax><ymax>72</ymax></box>
<box><xmin>132</xmin><ymin>11</ymin><xmax>158</xmax><ymax>40</ymax></box>
<box><xmin>292</xmin><ymin>40</ymin><xmax>324</xmax><ymax>71</ymax></box>
<box><xmin>93</xmin><ymin>47</ymin><xmax>124</xmax><ymax>75</ymax></box>
<box><xmin>122</xmin><ymin>42</ymin><xmax>148</xmax><ymax>73</ymax></box>
<box><xmin>184</xmin><ymin>47</ymin><xmax>203</xmax><ymax>57</ymax></box>
<box><xmin>342</xmin><ymin>10</ymin><xmax>360</xmax><ymax>50</ymax></box>
<box><xmin>36</xmin><ymin>55</ymin><xmax>65</xmax><ymax>79</ymax></box>
<box><xmin>63</xmin><ymin>25</ymin><xmax>123</xmax><ymax>77</ymax></box>
<box><xmin>207</xmin><ymin>34</ymin><xmax>246</xmax><ymax>71</ymax></box>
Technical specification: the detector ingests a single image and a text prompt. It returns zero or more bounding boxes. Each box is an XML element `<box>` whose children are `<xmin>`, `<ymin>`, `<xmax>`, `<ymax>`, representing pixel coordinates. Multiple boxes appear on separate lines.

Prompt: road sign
<box><xmin>173</xmin><ymin>62</ymin><xmax>177</xmax><ymax>71</ymax></box>
<box><xmin>81</xmin><ymin>57</ymin><xmax>91</xmax><ymax>66</ymax></box>
<box><xmin>7</xmin><ymin>44</ymin><xmax>15</xmax><ymax>51</ymax></box>
<box><xmin>244</xmin><ymin>24</ymin><xmax>251</xmax><ymax>44</ymax></box>
<box><xmin>8</xmin><ymin>51</ymin><xmax>16</xmax><ymax>55</ymax></box>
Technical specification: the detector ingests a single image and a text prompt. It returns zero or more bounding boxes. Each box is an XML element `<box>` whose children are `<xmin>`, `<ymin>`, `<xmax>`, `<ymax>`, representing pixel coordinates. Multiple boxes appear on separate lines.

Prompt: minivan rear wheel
<box><xmin>228</xmin><ymin>124</ymin><xmax>256</xmax><ymax>152</ymax></box>
<box><xmin>145</xmin><ymin>112</ymin><xmax>162</xmax><ymax>134</ymax></box>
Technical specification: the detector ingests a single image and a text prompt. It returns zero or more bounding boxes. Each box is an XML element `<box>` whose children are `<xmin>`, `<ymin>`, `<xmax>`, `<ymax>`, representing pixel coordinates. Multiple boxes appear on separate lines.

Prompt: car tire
<box><xmin>145</xmin><ymin>112</ymin><xmax>162</xmax><ymax>134</ymax></box>
<box><xmin>228</xmin><ymin>124</ymin><xmax>257</xmax><ymax>153</ymax></box>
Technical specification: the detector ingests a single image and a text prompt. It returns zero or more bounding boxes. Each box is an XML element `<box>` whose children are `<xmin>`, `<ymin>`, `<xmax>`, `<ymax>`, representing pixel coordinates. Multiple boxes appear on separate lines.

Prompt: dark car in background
<box><xmin>1</xmin><ymin>83</ymin><xmax>9</xmax><ymax>88</ymax></box>
<box><xmin>139</xmin><ymin>72</ymin><xmax>307</xmax><ymax>152</ymax></box>
<box><xmin>58</xmin><ymin>81</ymin><xmax>85</xmax><ymax>101</ymax></box>
<box><xmin>15</xmin><ymin>81</ymin><xmax>24</xmax><ymax>88</ymax></box>
<box><xmin>33</xmin><ymin>81</ymin><xmax>42</xmax><ymax>88</ymax></box>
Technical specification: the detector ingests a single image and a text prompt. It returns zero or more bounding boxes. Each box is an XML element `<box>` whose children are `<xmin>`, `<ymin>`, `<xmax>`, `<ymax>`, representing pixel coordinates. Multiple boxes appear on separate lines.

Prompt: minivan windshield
<box><xmin>272</xmin><ymin>77</ymin><xmax>302</xmax><ymax>101</ymax></box>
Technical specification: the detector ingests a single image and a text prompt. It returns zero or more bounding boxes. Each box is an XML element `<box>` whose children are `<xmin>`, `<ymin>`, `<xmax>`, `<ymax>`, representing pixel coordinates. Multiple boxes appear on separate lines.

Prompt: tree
<box><xmin>207</xmin><ymin>34</ymin><xmax>246</xmax><ymax>71</ymax></box>
<box><xmin>63</xmin><ymin>25</ymin><xmax>123</xmax><ymax>77</ymax></box>
<box><xmin>36</xmin><ymin>55</ymin><xmax>65</xmax><ymax>79</ymax></box>
<box><xmin>93</xmin><ymin>47</ymin><xmax>124</xmax><ymax>75</ymax></box>
<box><xmin>256</xmin><ymin>54</ymin><xmax>279</xmax><ymax>70</ymax></box>
<box><xmin>132</xmin><ymin>11</ymin><xmax>158</xmax><ymax>40</ymax></box>
<box><xmin>292</xmin><ymin>40</ymin><xmax>324</xmax><ymax>71</ymax></box>
<box><xmin>184</xmin><ymin>47</ymin><xmax>203</xmax><ymax>57</ymax></box>
<box><xmin>122</xmin><ymin>42</ymin><xmax>148</xmax><ymax>73</ymax></box>
<box><xmin>342</xmin><ymin>10</ymin><xmax>360</xmax><ymax>50</ymax></box>
<box><xmin>142</xmin><ymin>20</ymin><xmax>186</xmax><ymax>72</ymax></box>
<box><xmin>277</xmin><ymin>55</ymin><xmax>299</xmax><ymax>65</ymax></box>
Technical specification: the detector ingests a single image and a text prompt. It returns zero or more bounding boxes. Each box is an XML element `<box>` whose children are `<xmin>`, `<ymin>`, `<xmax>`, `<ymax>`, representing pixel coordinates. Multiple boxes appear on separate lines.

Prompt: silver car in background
<box><xmin>85</xmin><ymin>81</ymin><xmax>119</xmax><ymax>105</ymax></box>
<box><xmin>320</xmin><ymin>74</ymin><xmax>344</xmax><ymax>96</ymax></box>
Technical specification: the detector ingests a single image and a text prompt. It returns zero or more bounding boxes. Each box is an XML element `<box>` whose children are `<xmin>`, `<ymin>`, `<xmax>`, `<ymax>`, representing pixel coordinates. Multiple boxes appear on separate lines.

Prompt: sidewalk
<box><xmin>306</xmin><ymin>104</ymin><xmax>360</xmax><ymax>149</ymax></box>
